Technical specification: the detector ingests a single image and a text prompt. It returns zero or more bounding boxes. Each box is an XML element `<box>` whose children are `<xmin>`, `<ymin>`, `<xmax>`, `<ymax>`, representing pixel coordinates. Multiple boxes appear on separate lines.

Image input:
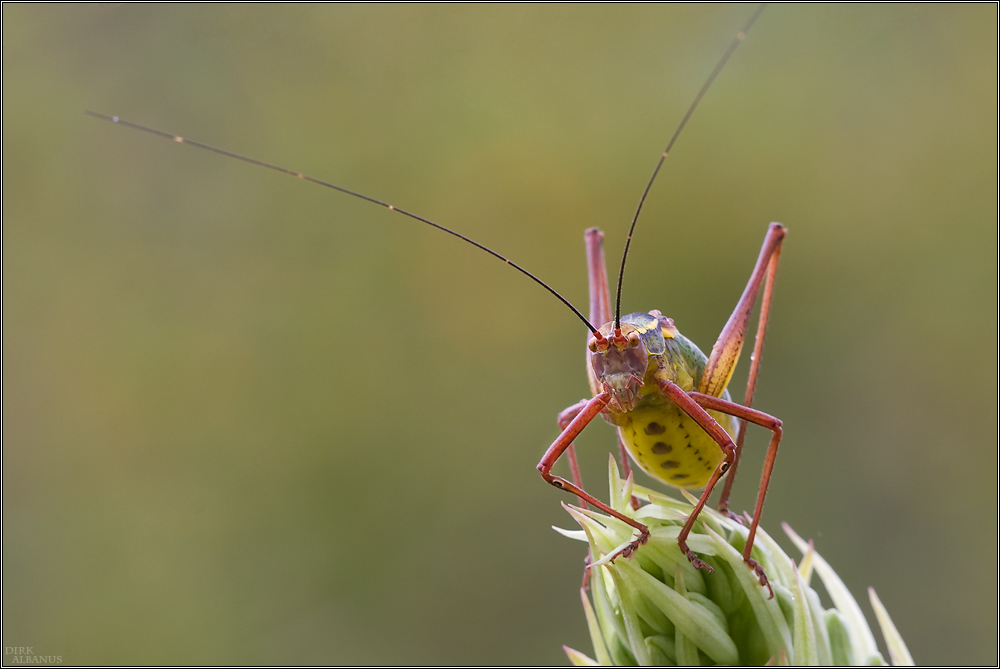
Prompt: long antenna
<box><xmin>613</xmin><ymin>3</ymin><xmax>766</xmax><ymax>330</ymax></box>
<box><xmin>85</xmin><ymin>111</ymin><xmax>599</xmax><ymax>335</ymax></box>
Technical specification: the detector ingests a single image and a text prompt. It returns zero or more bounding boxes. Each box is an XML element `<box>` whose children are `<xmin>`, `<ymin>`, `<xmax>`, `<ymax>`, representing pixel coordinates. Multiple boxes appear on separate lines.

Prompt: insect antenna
<box><xmin>613</xmin><ymin>3</ymin><xmax>767</xmax><ymax>331</ymax></box>
<box><xmin>85</xmin><ymin>111</ymin><xmax>600</xmax><ymax>336</ymax></box>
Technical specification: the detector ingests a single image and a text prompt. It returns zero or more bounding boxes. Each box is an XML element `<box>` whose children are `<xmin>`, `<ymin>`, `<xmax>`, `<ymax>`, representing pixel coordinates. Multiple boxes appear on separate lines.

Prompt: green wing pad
<box><xmin>621</xmin><ymin>312</ymin><xmax>665</xmax><ymax>355</ymax></box>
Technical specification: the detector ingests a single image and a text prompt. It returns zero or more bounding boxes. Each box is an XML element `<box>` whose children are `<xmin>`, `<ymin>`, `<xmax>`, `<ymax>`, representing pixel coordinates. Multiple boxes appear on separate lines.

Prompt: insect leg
<box><xmin>538</xmin><ymin>391</ymin><xmax>650</xmax><ymax>561</ymax></box>
<box><xmin>556</xmin><ymin>226</ymin><xmax>613</xmax><ymax>504</ymax></box>
<box><xmin>585</xmin><ymin>228</ymin><xmax>640</xmax><ymax>510</ymax></box>
<box><xmin>585</xmin><ymin>228</ymin><xmax>612</xmax><ymax>337</ymax></box>
<box><xmin>690</xmin><ymin>392</ymin><xmax>781</xmax><ymax>598</ymax></box>
<box><xmin>652</xmin><ymin>375</ymin><xmax>738</xmax><ymax>574</ymax></box>
<box><xmin>557</xmin><ymin>399</ymin><xmax>592</xmax><ymax>507</ymax></box>
<box><xmin>698</xmin><ymin>222</ymin><xmax>785</xmax><ymax>518</ymax></box>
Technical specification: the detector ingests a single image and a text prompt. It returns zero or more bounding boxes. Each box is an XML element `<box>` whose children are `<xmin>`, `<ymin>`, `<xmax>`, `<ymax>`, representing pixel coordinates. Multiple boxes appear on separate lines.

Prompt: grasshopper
<box><xmin>89</xmin><ymin>4</ymin><xmax>782</xmax><ymax>596</ymax></box>
<box><xmin>536</xmin><ymin>6</ymin><xmax>784</xmax><ymax>594</ymax></box>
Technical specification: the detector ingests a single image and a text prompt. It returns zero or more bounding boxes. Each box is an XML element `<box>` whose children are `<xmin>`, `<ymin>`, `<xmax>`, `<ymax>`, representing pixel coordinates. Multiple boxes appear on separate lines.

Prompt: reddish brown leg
<box><xmin>691</xmin><ymin>391</ymin><xmax>782</xmax><ymax>597</ymax></box>
<box><xmin>538</xmin><ymin>391</ymin><xmax>650</xmax><ymax>561</ymax></box>
<box><xmin>557</xmin><ymin>399</ymin><xmax>591</xmax><ymax>508</ymax></box>
<box><xmin>697</xmin><ymin>223</ymin><xmax>785</xmax><ymax>519</ymax></box>
<box><xmin>699</xmin><ymin>223</ymin><xmax>785</xmax><ymax>398</ymax></box>
<box><xmin>717</xmin><ymin>241</ymin><xmax>780</xmax><ymax>518</ymax></box>
<box><xmin>653</xmin><ymin>375</ymin><xmax>738</xmax><ymax>573</ymax></box>
<box><xmin>584</xmin><ymin>228</ymin><xmax>639</xmax><ymax>509</ymax></box>
<box><xmin>585</xmin><ymin>228</ymin><xmax>612</xmax><ymax>339</ymax></box>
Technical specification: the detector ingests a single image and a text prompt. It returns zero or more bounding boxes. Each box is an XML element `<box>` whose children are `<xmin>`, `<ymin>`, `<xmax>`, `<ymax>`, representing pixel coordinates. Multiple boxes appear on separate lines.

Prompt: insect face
<box><xmin>589</xmin><ymin>323</ymin><xmax>648</xmax><ymax>412</ymax></box>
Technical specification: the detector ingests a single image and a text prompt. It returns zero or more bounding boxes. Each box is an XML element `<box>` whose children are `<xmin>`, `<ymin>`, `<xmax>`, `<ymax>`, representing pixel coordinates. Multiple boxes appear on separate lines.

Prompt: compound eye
<box><xmin>627</xmin><ymin>332</ymin><xmax>641</xmax><ymax>348</ymax></box>
<box><xmin>588</xmin><ymin>337</ymin><xmax>599</xmax><ymax>353</ymax></box>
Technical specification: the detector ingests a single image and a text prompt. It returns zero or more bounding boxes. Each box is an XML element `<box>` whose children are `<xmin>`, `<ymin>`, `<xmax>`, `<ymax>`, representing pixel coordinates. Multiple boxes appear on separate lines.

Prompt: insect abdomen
<box><xmin>618</xmin><ymin>398</ymin><xmax>737</xmax><ymax>489</ymax></box>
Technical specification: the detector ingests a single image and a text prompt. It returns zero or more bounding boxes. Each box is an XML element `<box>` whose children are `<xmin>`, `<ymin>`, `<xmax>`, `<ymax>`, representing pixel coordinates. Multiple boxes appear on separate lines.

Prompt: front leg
<box><xmin>653</xmin><ymin>376</ymin><xmax>737</xmax><ymax>574</ymax></box>
<box><xmin>538</xmin><ymin>392</ymin><xmax>650</xmax><ymax>562</ymax></box>
<box><xmin>689</xmin><ymin>391</ymin><xmax>782</xmax><ymax>597</ymax></box>
<box><xmin>556</xmin><ymin>399</ymin><xmax>591</xmax><ymax>508</ymax></box>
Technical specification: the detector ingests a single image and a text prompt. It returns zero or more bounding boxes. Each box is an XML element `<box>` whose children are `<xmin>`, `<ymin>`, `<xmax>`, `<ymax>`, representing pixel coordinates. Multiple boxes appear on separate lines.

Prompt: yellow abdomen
<box><xmin>616</xmin><ymin>401</ymin><xmax>738</xmax><ymax>489</ymax></box>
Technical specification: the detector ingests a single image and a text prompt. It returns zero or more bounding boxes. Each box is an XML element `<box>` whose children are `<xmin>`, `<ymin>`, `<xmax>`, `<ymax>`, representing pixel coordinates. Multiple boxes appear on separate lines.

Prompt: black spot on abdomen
<box><xmin>644</xmin><ymin>422</ymin><xmax>666</xmax><ymax>435</ymax></box>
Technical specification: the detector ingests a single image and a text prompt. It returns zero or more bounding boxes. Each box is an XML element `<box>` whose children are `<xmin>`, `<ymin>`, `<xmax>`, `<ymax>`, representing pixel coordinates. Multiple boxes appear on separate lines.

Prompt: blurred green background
<box><xmin>3</xmin><ymin>4</ymin><xmax>996</xmax><ymax>665</ymax></box>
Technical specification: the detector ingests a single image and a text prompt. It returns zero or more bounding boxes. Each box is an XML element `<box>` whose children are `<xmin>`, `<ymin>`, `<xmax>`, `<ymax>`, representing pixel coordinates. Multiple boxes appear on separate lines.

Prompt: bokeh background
<box><xmin>3</xmin><ymin>4</ymin><xmax>996</xmax><ymax>665</ymax></box>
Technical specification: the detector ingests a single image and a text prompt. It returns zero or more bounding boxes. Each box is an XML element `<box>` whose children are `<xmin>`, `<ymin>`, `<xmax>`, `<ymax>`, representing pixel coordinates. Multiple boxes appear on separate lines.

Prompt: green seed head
<box><xmin>556</xmin><ymin>456</ymin><xmax>914</xmax><ymax>666</ymax></box>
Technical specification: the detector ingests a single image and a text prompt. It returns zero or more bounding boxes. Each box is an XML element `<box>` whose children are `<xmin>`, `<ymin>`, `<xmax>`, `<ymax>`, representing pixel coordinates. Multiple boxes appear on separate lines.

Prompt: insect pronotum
<box><xmin>89</xmin><ymin>4</ymin><xmax>783</xmax><ymax>596</ymax></box>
